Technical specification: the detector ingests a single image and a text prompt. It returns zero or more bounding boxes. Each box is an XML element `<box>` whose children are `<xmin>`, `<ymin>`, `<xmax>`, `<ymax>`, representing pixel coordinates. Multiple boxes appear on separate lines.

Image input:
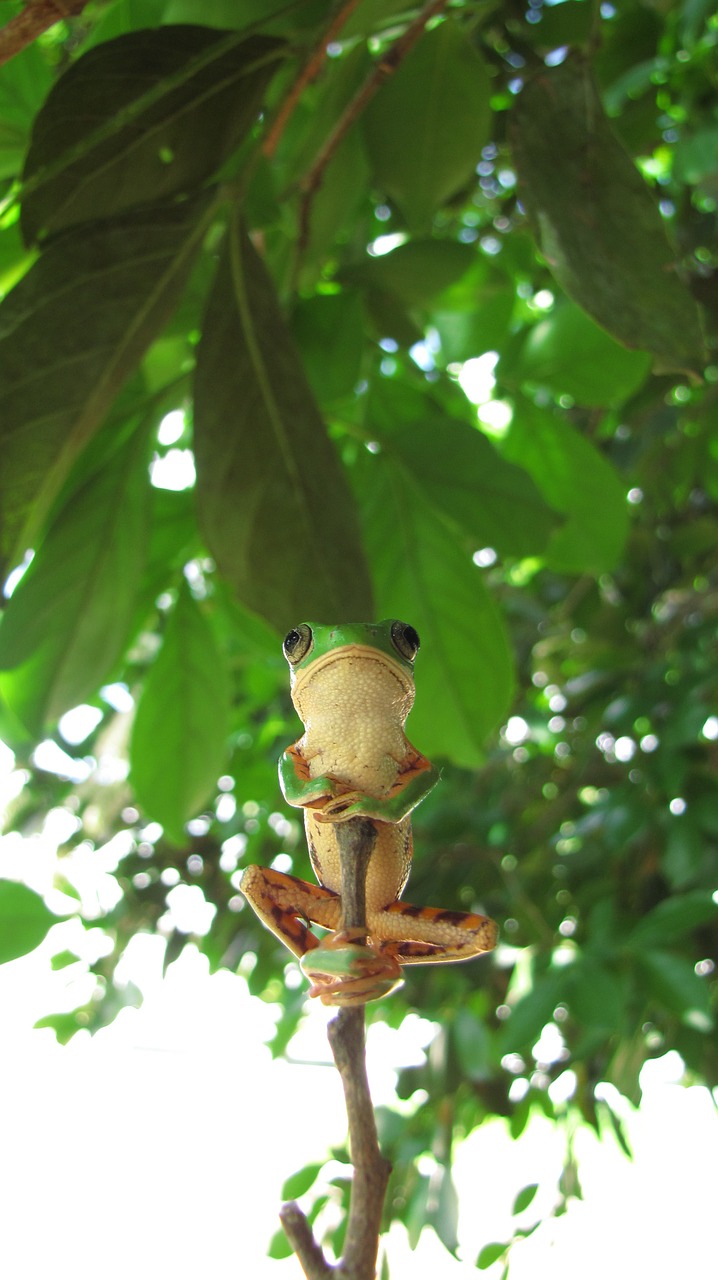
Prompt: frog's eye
<box><xmin>391</xmin><ymin>621</ymin><xmax>420</xmax><ymax>662</ymax></box>
<box><xmin>283</xmin><ymin>624</ymin><xmax>313</xmax><ymax>664</ymax></box>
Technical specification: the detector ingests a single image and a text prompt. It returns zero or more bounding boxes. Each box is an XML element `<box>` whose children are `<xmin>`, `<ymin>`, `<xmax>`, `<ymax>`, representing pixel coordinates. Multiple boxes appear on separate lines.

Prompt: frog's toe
<box><xmin>301</xmin><ymin>938</ymin><xmax>402</xmax><ymax>1005</ymax></box>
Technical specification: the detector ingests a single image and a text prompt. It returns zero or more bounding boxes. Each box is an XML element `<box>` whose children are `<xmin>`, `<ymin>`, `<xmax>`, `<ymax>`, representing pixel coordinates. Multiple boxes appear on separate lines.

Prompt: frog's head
<box><xmin>282</xmin><ymin>620</ymin><xmax>420</xmax><ymax>724</ymax></box>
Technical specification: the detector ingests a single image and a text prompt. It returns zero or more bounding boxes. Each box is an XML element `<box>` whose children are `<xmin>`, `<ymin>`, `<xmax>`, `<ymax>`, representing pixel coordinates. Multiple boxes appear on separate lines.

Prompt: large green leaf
<box><xmin>0</xmin><ymin>46</ymin><xmax>53</xmax><ymax>181</ymax></box>
<box><xmin>291</xmin><ymin>291</ymin><xmax>365</xmax><ymax>408</ymax></box>
<box><xmin>0</xmin><ymin>880</ymin><xmax>56</xmax><ymax>965</ymax></box>
<box><xmin>0</xmin><ymin>196</ymin><xmax>213</xmax><ymax>572</ymax></box>
<box><xmin>497</xmin><ymin>398</ymin><xmax>629</xmax><ymax>574</ymax></box>
<box><xmin>130</xmin><ymin>579</ymin><xmax>230</xmax><ymax>844</ymax></box>
<box><xmin>629</xmin><ymin>891</ymin><xmax>718</xmax><ymax>948</ymax></box>
<box><xmin>430</xmin><ymin>258</ymin><xmax>515</xmax><ymax>364</ymax></box>
<box><xmin>21</xmin><ymin>27</ymin><xmax>283</xmax><ymax>243</ymax></box>
<box><xmin>363</xmin><ymin>18</ymin><xmax>491</xmax><ymax>231</ymax></box>
<box><xmin>506</xmin><ymin>301</ymin><xmax>652</xmax><ymax>407</ymax></box>
<box><xmin>193</xmin><ymin>214</ymin><xmax>373</xmax><ymax>631</ymax></box>
<box><xmin>365</xmin><ymin>377</ymin><xmax>558</xmax><ymax>559</ymax></box>
<box><xmin>637</xmin><ymin>949</ymin><xmax>713</xmax><ymax>1031</ymax></box>
<box><xmin>0</xmin><ymin>425</ymin><xmax>151</xmax><ymax>737</ymax></box>
<box><xmin>338</xmin><ymin>240</ymin><xmax>475</xmax><ymax>311</ymax></box>
<box><xmin>510</xmin><ymin>56</ymin><xmax>705</xmax><ymax>374</ymax></box>
<box><xmin>354</xmin><ymin>449</ymin><xmax>514</xmax><ymax>766</ymax></box>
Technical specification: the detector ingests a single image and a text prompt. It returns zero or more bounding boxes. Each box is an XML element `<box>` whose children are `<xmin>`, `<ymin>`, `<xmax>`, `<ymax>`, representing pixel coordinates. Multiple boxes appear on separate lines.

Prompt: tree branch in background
<box><xmin>280</xmin><ymin>818</ymin><xmax>391</xmax><ymax>1280</ymax></box>
<box><xmin>0</xmin><ymin>0</ymin><xmax>88</xmax><ymax>69</ymax></box>
<box><xmin>296</xmin><ymin>0</ymin><xmax>449</xmax><ymax>253</ymax></box>
<box><xmin>262</xmin><ymin>0</ymin><xmax>364</xmax><ymax>160</ymax></box>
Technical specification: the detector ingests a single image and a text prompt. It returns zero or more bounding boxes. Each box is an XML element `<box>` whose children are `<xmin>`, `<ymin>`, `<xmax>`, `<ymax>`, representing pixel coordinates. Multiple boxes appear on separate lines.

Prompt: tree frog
<box><xmin>240</xmin><ymin>621</ymin><xmax>497</xmax><ymax>1006</ymax></box>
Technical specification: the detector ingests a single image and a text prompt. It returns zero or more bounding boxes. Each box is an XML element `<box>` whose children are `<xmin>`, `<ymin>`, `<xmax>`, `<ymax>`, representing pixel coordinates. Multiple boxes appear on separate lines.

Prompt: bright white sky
<box><xmin>0</xmin><ymin>918</ymin><xmax>716</xmax><ymax>1279</ymax></box>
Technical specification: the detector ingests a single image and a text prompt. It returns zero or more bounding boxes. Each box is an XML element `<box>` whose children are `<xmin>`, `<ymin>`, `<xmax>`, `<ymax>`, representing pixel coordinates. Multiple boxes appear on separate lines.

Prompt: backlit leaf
<box><xmin>365</xmin><ymin>377</ymin><xmax>558</xmax><ymax>559</ymax></box>
<box><xmin>354</xmin><ymin>449</ymin><xmax>514</xmax><ymax>766</ymax></box>
<box><xmin>510</xmin><ymin>57</ymin><xmax>705</xmax><ymax>374</ymax></box>
<box><xmin>194</xmin><ymin>213</ymin><xmax>373</xmax><ymax>631</ymax></box>
<box><xmin>130</xmin><ymin>580</ymin><xmax>230</xmax><ymax>843</ymax></box>
<box><xmin>0</xmin><ymin>45</ymin><xmax>53</xmax><ymax>181</ymax></box>
<box><xmin>513</xmin><ymin>1183</ymin><xmax>539</xmax><ymax>1215</ymax></box>
<box><xmin>339</xmin><ymin>240</ymin><xmax>475</xmax><ymax>311</ymax></box>
<box><xmin>21</xmin><ymin>27</ymin><xmax>283</xmax><ymax>242</ymax></box>
<box><xmin>363</xmin><ymin>18</ymin><xmax>491</xmax><ymax>230</ymax></box>
<box><xmin>496</xmin><ymin>397</ymin><xmax>629</xmax><ymax>574</ymax></box>
<box><xmin>507</xmin><ymin>301</ymin><xmax>651</xmax><ymax>407</ymax></box>
<box><xmin>0</xmin><ymin>196</ymin><xmax>214</xmax><ymax>572</ymax></box>
<box><xmin>0</xmin><ymin>424</ymin><xmax>151</xmax><ymax>737</ymax></box>
<box><xmin>0</xmin><ymin>880</ymin><xmax>56</xmax><ymax>965</ymax></box>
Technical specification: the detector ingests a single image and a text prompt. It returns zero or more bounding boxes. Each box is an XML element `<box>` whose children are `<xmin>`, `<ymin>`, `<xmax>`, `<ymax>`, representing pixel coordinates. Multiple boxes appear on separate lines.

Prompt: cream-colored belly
<box><xmin>306</xmin><ymin>813</ymin><xmax>412</xmax><ymax>911</ymax></box>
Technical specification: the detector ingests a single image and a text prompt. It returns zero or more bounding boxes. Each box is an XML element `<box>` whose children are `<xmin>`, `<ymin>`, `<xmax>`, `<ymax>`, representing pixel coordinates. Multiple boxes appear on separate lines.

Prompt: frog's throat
<box><xmin>291</xmin><ymin>643</ymin><xmax>414</xmax><ymax>707</ymax></box>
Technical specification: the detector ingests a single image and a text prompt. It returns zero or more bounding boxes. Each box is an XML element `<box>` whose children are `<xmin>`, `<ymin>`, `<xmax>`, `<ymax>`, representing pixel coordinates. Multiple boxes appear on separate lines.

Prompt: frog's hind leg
<box><xmin>369</xmin><ymin>900</ymin><xmax>498</xmax><ymax>964</ymax></box>
<box><xmin>240</xmin><ymin>865</ymin><xmax>341</xmax><ymax>958</ymax></box>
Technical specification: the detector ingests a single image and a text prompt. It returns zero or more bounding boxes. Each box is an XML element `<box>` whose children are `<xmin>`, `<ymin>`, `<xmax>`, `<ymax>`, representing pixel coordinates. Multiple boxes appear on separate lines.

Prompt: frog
<box><xmin>240</xmin><ymin>620</ymin><xmax>497</xmax><ymax>1006</ymax></box>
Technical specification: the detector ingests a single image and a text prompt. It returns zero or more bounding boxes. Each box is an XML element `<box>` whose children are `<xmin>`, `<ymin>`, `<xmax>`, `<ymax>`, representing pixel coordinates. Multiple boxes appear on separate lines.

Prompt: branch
<box><xmin>295</xmin><ymin>0</ymin><xmax>449</xmax><ymax>253</ymax></box>
<box><xmin>262</xmin><ymin>0</ymin><xmax>364</xmax><ymax>160</ymax></box>
<box><xmin>280</xmin><ymin>818</ymin><xmax>391</xmax><ymax>1280</ymax></box>
<box><xmin>0</xmin><ymin>0</ymin><xmax>88</xmax><ymax>70</ymax></box>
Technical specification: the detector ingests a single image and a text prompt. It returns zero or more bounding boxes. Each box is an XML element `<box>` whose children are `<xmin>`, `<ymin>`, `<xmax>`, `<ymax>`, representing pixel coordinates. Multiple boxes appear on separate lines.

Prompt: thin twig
<box><xmin>262</xmin><ymin>0</ymin><xmax>364</xmax><ymax>160</ymax></box>
<box><xmin>280</xmin><ymin>818</ymin><xmax>391</xmax><ymax>1280</ymax></box>
<box><xmin>0</xmin><ymin>0</ymin><xmax>88</xmax><ymax>69</ymax></box>
<box><xmin>296</xmin><ymin>0</ymin><xmax>449</xmax><ymax>253</ymax></box>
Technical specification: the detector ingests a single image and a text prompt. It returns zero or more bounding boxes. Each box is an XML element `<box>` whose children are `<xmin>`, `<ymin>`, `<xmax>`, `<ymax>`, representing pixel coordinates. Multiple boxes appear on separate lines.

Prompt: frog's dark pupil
<box><xmin>391</xmin><ymin>620</ymin><xmax>420</xmax><ymax>660</ymax></box>
<box><xmin>284</xmin><ymin>629</ymin><xmax>301</xmax><ymax>652</ymax></box>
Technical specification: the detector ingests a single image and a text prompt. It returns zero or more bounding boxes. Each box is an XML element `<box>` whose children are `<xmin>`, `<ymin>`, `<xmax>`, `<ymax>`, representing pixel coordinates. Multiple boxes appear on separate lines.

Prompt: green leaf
<box><xmin>291</xmin><ymin>291</ymin><xmax>364</xmax><ymax>407</ymax></box>
<box><xmin>0</xmin><ymin>425</ymin><xmax>151</xmax><ymax>736</ymax></box>
<box><xmin>0</xmin><ymin>196</ymin><xmax>214</xmax><ymax>572</ymax></box>
<box><xmin>363</xmin><ymin>17</ymin><xmax>491</xmax><ymax>230</ymax></box>
<box><xmin>629</xmin><ymin>891</ymin><xmax>718</xmax><ymax>948</ymax></box>
<box><xmin>567</xmin><ymin>958</ymin><xmax>625</xmax><ymax>1030</ymax></box>
<box><xmin>50</xmin><ymin>949</ymin><xmax>82</xmax><ymax>971</ymax></box>
<box><xmin>512</xmin><ymin>1183</ymin><xmax>539</xmax><ymax>1215</ymax></box>
<box><xmin>510</xmin><ymin>57</ymin><xmax>705</xmax><ymax>374</ymax></box>
<box><xmin>193</xmin><ymin>213</ymin><xmax>373</xmax><ymax>631</ymax></box>
<box><xmin>431</xmin><ymin>259</ymin><xmax>515</xmax><ymax>364</ymax></box>
<box><xmin>267</xmin><ymin>1227</ymin><xmax>293</xmax><ymax>1260</ymax></box>
<box><xmin>0</xmin><ymin>46</ymin><xmax>53</xmax><ymax>181</ymax></box>
<box><xmin>34</xmin><ymin>1011</ymin><xmax>86</xmax><ymax>1044</ymax></box>
<box><xmin>431</xmin><ymin>1165</ymin><xmax>459</xmax><ymax>1255</ymax></box>
<box><xmin>508</xmin><ymin>301</ymin><xmax>652</xmax><ymax>407</ymax></box>
<box><xmin>637</xmin><ymin>949</ymin><xmax>713</xmax><ymax>1032</ymax></box>
<box><xmin>366</xmin><ymin>377</ymin><xmax>558</xmax><ymax>559</ymax></box>
<box><xmin>354</xmin><ymin>449</ymin><xmax>514</xmax><ymax>767</ymax></box>
<box><xmin>0</xmin><ymin>880</ymin><xmax>56</xmax><ymax>965</ymax></box>
<box><xmin>280</xmin><ymin>1162</ymin><xmax>323</xmax><ymax>1200</ymax></box>
<box><xmin>498</xmin><ymin>971</ymin><xmax>565</xmax><ymax>1053</ymax></box>
<box><xmin>477</xmin><ymin>1242</ymin><xmax>508</xmax><ymax>1270</ymax></box>
<box><xmin>130</xmin><ymin>580</ymin><xmax>230</xmax><ymax>843</ymax></box>
<box><xmin>496</xmin><ymin>398</ymin><xmax>629</xmax><ymax>574</ymax></box>
<box><xmin>21</xmin><ymin>27</ymin><xmax>283</xmax><ymax>242</ymax></box>
<box><xmin>339</xmin><ymin>240</ymin><xmax>475</xmax><ymax>311</ymax></box>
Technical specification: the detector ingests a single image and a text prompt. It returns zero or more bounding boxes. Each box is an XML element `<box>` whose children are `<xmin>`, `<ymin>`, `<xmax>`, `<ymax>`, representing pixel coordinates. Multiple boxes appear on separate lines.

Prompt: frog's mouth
<box><xmin>291</xmin><ymin>643</ymin><xmax>414</xmax><ymax>707</ymax></box>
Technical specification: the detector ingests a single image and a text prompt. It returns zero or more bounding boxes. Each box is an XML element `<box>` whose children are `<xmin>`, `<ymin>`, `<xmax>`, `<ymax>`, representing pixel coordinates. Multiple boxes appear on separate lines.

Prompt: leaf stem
<box><xmin>294</xmin><ymin>0</ymin><xmax>449</xmax><ymax>256</ymax></box>
<box><xmin>262</xmin><ymin>0</ymin><xmax>365</xmax><ymax>160</ymax></box>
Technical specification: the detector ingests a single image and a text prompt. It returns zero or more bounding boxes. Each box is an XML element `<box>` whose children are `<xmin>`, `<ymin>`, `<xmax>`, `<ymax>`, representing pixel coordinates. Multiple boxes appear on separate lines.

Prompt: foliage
<box><xmin>0</xmin><ymin>0</ymin><xmax>717</xmax><ymax>1267</ymax></box>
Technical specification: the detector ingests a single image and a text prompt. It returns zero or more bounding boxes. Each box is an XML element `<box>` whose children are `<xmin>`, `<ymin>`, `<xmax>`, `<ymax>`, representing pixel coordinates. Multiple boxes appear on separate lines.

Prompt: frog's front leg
<box><xmin>278</xmin><ymin>744</ymin><xmax>340</xmax><ymax>810</ymax></box>
<box><xmin>239</xmin><ymin>865</ymin><xmax>340</xmax><ymax>958</ymax></box>
<box><xmin>318</xmin><ymin>752</ymin><xmax>441</xmax><ymax>825</ymax></box>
